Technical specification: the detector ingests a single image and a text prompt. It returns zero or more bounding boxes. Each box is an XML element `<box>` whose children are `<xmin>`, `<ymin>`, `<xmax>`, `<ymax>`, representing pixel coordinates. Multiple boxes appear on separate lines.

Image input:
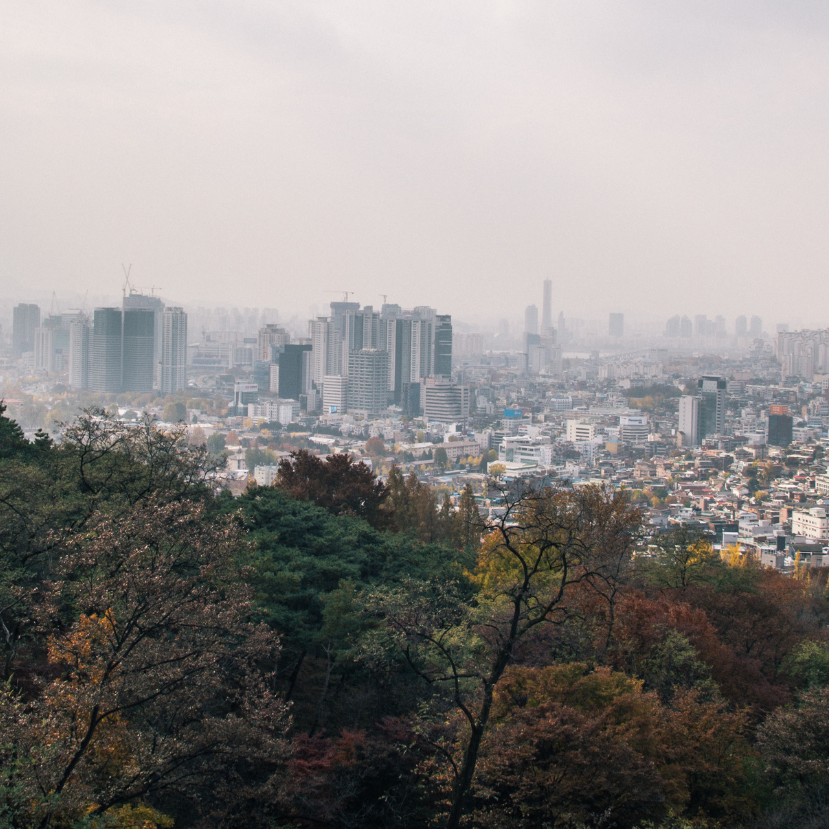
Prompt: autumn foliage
<box><xmin>4</xmin><ymin>406</ymin><xmax>829</xmax><ymax>828</ymax></box>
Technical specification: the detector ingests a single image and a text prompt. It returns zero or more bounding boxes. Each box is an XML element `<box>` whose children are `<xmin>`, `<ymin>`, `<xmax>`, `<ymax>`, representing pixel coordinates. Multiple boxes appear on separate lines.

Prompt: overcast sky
<box><xmin>2</xmin><ymin>1</ymin><xmax>829</xmax><ymax>326</ymax></box>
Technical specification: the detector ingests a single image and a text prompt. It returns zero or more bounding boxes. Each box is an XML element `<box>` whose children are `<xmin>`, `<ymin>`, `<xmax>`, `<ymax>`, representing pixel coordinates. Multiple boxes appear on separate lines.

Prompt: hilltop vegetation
<box><xmin>2</xmin><ymin>403</ymin><xmax>829</xmax><ymax>829</ymax></box>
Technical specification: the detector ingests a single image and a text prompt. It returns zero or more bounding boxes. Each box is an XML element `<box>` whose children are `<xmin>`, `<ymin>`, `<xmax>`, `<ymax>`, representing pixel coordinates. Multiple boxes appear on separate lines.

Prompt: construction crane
<box><xmin>324</xmin><ymin>290</ymin><xmax>355</xmax><ymax>302</ymax></box>
<box><xmin>121</xmin><ymin>263</ymin><xmax>133</xmax><ymax>298</ymax></box>
<box><xmin>380</xmin><ymin>294</ymin><xmax>388</xmax><ymax>304</ymax></box>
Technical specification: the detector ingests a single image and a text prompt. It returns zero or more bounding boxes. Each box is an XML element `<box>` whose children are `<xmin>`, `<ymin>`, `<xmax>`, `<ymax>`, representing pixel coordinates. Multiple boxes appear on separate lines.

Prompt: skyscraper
<box><xmin>698</xmin><ymin>376</ymin><xmax>726</xmax><ymax>438</ymax></box>
<box><xmin>89</xmin><ymin>308</ymin><xmax>123</xmax><ymax>393</ymax></box>
<box><xmin>33</xmin><ymin>327</ymin><xmax>54</xmax><ymax>372</ymax></box>
<box><xmin>678</xmin><ymin>396</ymin><xmax>700</xmax><ymax>447</ymax></box>
<box><xmin>276</xmin><ymin>343</ymin><xmax>312</xmax><ymax>400</ymax></box>
<box><xmin>347</xmin><ymin>349</ymin><xmax>389</xmax><ymax>415</ymax></box>
<box><xmin>122</xmin><ymin>309</ymin><xmax>155</xmax><ymax>392</ymax></box>
<box><xmin>609</xmin><ymin>313</ymin><xmax>624</xmax><ymax>338</ymax></box>
<box><xmin>123</xmin><ymin>293</ymin><xmax>164</xmax><ymax>376</ymax></box>
<box><xmin>69</xmin><ymin>319</ymin><xmax>90</xmax><ymax>390</ymax></box>
<box><xmin>12</xmin><ymin>304</ymin><xmax>40</xmax><ymax>356</ymax></box>
<box><xmin>735</xmin><ymin>315</ymin><xmax>748</xmax><ymax>337</ymax></box>
<box><xmin>160</xmin><ymin>307</ymin><xmax>187</xmax><ymax>394</ymax></box>
<box><xmin>524</xmin><ymin>305</ymin><xmax>538</xmax><ymax>336</ymax></box>
<box><xmin>434</xmin><ymin>314</ymin><xmax>452</xmax><ymax>377</ymax></box>
<box><xmin>541</xmin><ymin>279</ymin><xmax>553</xmax><ymax>336</ymax></box>
<box><xmin>749</xmin><ymin>316</ymin><xmax>763</xmax><ymax>337</ymax></box>
<box><xmin>308</xmin><ymin>317</ymin><xmax>331</xmax><ymax>388</ymax></box>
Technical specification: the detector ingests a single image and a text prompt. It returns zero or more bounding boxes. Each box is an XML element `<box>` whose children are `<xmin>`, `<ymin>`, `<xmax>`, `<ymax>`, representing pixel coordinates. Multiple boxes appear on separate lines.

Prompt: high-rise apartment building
<box><xmin>541</xmin><ymin>279</ymin><xmax>553</xmax><ymax>336</ymax></box>
<box><xmin>308</xmin><ymin>317</ymin><xmax>330</xmax><ymax>388</ymax></box>
<box><xmin>778</xmin><ymin>329</ymin><xmax>829</xmax><ymax>379</ymax></box>
<box><xmin>257</xmin><ymin>324</ymin><xmax>290</xmax><ymax>362</ymax></box>
<box><xmin>609</xmin><ymin>313</ymin><xmax>624</xmax><ymax>338</ymax></box>
<box><xmin>89</xmin><ymin>308</ymin><xmax>123</xmax><ymax>393</ymax></box>
<box><xmin>735</xmin><ymin>315</ymin><xmax>748</xmax><ymax>337</ymax></box>
<box><xmin>347</xmin><ymin>349</ymin><xmax>390</xmax><ymax>416</ymax></box>
<box><xmin>12</xmin><ymin>304</ymin><xmax>40</xmax><ymax>356</ymax></box>
<box><xmin>160</xmin><ymin>308</ymin><xmax>187</xmax><ymax>394</ymax></box>
<box><xmin>525</xmin><ymin>305</ymin><xmax>539</xmax><ymax>336</ymax></box>
<box><xmin>750</xmin><ymin>316</ymin><xmax>763</xmax><ymax>337</ymax></box>
<box><xmin>122</xmin><ymin>309</ymin><xmax>155</xmax><ymax>392</ymax></box>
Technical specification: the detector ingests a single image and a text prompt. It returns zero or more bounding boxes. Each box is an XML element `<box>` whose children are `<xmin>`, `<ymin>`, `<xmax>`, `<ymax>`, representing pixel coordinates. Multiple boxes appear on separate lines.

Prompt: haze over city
<box><xmin>3</xmin><ymin>1</ymin><xmax>829</xmax><ymax>324</ymax></box>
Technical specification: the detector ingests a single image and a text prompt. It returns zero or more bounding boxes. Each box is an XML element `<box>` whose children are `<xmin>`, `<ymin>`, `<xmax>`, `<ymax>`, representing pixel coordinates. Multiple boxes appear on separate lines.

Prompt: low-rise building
<box><xmin>792</xmin><ymin>507</ymin><xmax>829</xmax><ymax>541</ymax></box>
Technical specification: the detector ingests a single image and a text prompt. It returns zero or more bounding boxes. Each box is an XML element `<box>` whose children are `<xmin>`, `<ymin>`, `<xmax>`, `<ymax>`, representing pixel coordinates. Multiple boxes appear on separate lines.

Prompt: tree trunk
<box><xmin>284</xmin><ymin>649</ymin><xmax>306</xmax><ymax>702</ymax></box>
<box><xmin>445</xmin><ymin>682</ymin><xmax>495</xmax><ymax>829</ymax></box>
<box><xmin>308</xmin><ymin>644</ymin><xmax>333</xmax><ymax>737</ymax></box>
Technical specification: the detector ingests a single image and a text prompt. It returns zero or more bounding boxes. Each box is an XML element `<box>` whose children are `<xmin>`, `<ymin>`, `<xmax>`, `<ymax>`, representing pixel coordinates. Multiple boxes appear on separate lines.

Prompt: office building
<box><xmin>347</xmin><ymin>349</ymin><xmax>389</xmax><ymax>416</ymax></box>
<box><xmin>792</xmin><ymin>508</ymin><xmax>829</xmax><ymax>541</ymax></box>
<box><xmin>12</xmin><ymin>304</ymin><xmax>40</xmax><ymax>356</ymax></box>
<box><xmin>609</xmin><ymin>313</ymin><xmax>624</xmax><ymax>338</ymax></box>
<box><xmin>619</xmin><ymin>414</ymin><xmax>648</xmax><ymax>444</ymax></box>
<box><xmin>768</xmin><ymin>405</ymin><xmax>793</xmax><ymax>447</ymax></box>
<box><xmin>434</xmin><ymin>314</ymin><xmax>452</xmax><ymax>377</ymax></box>
<box><xmin>525</xmin><ymin>304</ymin><xmax>539</xmax><ymax>336</ymax></box>
<box><xmin>160</xmin><ymin>307</ymin><xmax>187</xmax><ymax>394</ymax></box>
<box><xmin>678</xmin><ymin>396</ymin><xmax>700</xmax><ymax>447</ymax></box>
<box><xmin>309</xmin><ymin>317</ymin><xmax>330</xmax><ymax>388</ymax></box>
<box><xmin>541</xmin><ymin>279</ymin><xmax>553</xmax><ymax>336</ymax></box>
<box><xmin>89</xmin><ymin>308</ymin><xmax>123</xmax><ymax>393</ymax></box>
<box><xmin>33</xmin><ymin>327</ymin><xmax>54</xmax><ymax>373</ymax></box>
<box><xmin>123</xmin><ymin>293</ymin><xmax>164</xmax><ymax>372</ymax></box>
<box><xmin>735</xmin><ymin>315</ymin><xmax>748</xmax><ymax>337</ymax></box>
<box><xmin>69</xmin><ymin>319</ymin><xmax>91</xmax><ymax>389</ymax></box>
<box><xmin>566</xmin><ymin>421</ymin><xmax>596</xmax><ymax>442</ymax></box>
<box><xmin>422</xmin><ymin>380</ymin><xmax>470</xmax><ymax>424</ymax></box>
<box><xmin>323</xmin><ymin>375</ymin><xmax>348</xmax><ymax>414</ymax></box>
<box><xmin>232</xmin><ymin>383</ymin><xmax>258</xmax><ymax>415</ymax></box>
<box><xmin>122</xmin><ymin>309</ymin><xmax>155</xmax><ymax>392</ymax></box>
<box><xmin>698</xmin><ymin>376</ymin><xmax>726</xmax><ymax>438</ymax></box>
<box><xmin>276</xmin><ymin>343</ymin><xmax>313</xmax><ymax>400</ymax></box>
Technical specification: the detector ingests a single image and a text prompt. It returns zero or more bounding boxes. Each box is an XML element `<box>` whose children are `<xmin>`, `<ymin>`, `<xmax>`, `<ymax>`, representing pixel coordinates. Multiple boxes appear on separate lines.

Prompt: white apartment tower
<box><xmin>160</xmin><ymin>307</ymin><xmax>187</xmax><ymax>394</ymax></box>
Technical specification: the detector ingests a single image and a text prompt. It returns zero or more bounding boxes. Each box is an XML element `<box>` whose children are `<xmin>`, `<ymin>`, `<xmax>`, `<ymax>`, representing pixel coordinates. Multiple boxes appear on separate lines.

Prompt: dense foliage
<box><xmin>3</xmin><ymin>404</ymin><xmax>829</xmax><ymax>828</ymax></box>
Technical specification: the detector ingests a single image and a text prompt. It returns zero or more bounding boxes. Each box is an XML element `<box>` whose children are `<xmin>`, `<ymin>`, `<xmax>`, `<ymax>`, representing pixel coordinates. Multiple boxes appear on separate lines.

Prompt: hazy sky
<box><xmin>2</xmin><ymin>1</ymin><xmax>829</xmax><ymax>325</ymax></box>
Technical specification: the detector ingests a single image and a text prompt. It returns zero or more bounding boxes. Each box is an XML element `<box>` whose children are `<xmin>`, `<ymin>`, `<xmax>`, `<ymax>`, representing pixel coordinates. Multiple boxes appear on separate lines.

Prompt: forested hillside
<box><xmin>3</xmin><ymin>405</ymin><xmax>829</xmax><ymax>829</ymax></box>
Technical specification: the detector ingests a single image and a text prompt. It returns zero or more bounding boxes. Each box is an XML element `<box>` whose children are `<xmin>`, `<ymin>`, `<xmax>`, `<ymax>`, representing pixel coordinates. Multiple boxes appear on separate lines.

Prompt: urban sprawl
<box><xmin>4</xmin><ymin>279</ymin><xmax>829</xmax><ymax>573</ymax></box>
